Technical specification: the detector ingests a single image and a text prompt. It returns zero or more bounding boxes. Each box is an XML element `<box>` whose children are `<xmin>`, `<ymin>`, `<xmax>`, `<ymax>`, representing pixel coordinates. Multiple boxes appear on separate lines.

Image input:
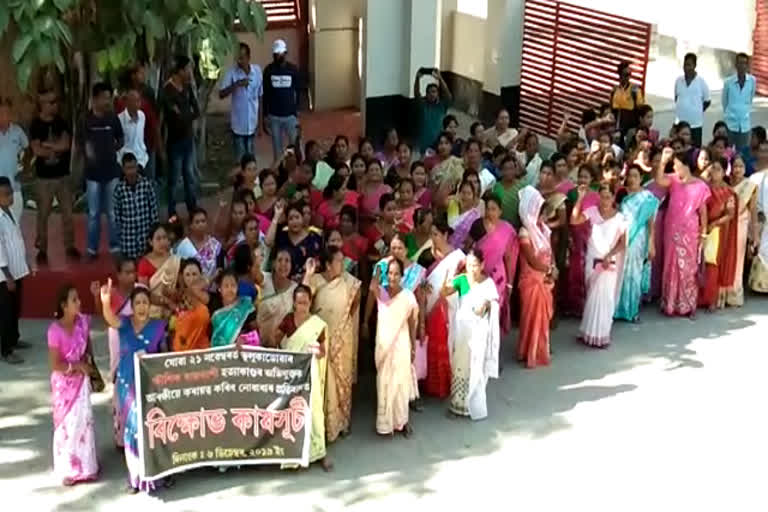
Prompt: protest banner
<box><xmin>135</xmin><ymin>346</ymin><xmax>312</xmax><ymax>480</ymax></box>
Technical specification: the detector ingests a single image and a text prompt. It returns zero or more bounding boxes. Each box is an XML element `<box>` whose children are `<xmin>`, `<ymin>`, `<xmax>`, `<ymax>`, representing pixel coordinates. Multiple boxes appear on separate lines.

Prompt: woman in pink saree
<box><xmin>469</xmin><ymin>195</ymin><xmax>519</xmax><ymax>336</ymax></box>
<box><xmin>654</xmin><ymin>148</ymin><xmax>710</xmax><ymax>318</ymax></box>
<box><xmin>48</xmin><ymin>285</ymin><xmax>99</xmax><ymax>486</ymax></box>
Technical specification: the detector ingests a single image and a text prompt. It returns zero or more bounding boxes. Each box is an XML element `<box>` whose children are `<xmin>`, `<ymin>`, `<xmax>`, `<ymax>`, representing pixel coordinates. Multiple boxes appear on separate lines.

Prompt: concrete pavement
<box><xmin>1</xmin><ymin>298</ymin><xmax>767</xmax><ymax>511</ymax></box>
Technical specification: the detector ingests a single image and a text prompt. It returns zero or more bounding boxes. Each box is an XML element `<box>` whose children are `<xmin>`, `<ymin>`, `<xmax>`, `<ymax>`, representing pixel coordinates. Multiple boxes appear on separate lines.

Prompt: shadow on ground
<box><xmin>0</xmin><ymin>296</ymin><xmax>764</xmax><ymax>510</ymax></box>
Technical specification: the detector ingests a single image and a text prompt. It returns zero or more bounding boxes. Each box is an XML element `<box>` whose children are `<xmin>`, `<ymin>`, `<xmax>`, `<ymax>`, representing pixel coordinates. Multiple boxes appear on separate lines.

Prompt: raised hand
<box><xmin>305</xmin><ymin>257</ymin><xmax>317</xmax><ymax>277</ymax></box>
<box><xmin>99</xmin><ymin>278</ymin><xmax>112</xmax><ymax>305</ymax></box>
<box><xmin>661</xmin><ymin>146</ymin><xmax>675</xmax><ymax>164</ymax></box>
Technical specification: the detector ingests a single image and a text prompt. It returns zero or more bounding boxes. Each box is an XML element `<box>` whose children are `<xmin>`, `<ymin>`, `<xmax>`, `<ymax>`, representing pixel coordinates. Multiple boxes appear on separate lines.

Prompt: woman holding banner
<box><xmin>274</xmin><ymin>280</ymin><xmax>332</xmax><ymax>471</ymax></box>
<box><xmin>97</xmin><ymin>280</ymin><xmax>168</xmax><ymax>493</ymax></box>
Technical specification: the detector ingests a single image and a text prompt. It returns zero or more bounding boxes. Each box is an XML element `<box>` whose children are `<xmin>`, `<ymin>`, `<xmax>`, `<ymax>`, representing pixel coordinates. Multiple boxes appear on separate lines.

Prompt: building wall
<box><xmin>309</xmin><ymin>0</ymin><xmax>362</xmax><ymax>110</ymax></box>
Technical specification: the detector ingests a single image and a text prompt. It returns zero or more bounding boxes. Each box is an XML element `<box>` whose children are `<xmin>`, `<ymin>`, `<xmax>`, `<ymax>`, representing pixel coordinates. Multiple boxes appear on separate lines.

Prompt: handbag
<box><xmin>87</xmin><ymin>355</ymin><xmax>106</xmax><ymax>393</ymax></box>
<box><xmin>703</xmin><ymin>227</ymin><xmax>720</xmax><ymax>265</ymax></box>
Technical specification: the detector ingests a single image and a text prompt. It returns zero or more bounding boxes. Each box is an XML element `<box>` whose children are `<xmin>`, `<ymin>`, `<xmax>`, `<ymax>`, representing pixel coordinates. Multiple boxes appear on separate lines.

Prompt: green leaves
<box><xmin>143</xmin><ymin>10</ymin><xmax>166</xmax><ymax>41</ymax></box>
<box><xmin>174</xmin><ymin>15</ymin><xmax>196</xmax><ymax>35</ymax></box>
<box><xmin>0</xmin><ymin>6</ymin><xmax>9</xmax><ymax>39</ymax></box>
<box><xmin>12</xmin><ymin>34</ymin><xmax>33</xmax><ymax>62</ymax></box>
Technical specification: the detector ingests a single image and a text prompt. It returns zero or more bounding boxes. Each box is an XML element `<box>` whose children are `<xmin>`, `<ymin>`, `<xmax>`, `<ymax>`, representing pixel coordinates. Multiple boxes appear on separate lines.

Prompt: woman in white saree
<box><xmin>441</xmin><ymin>248</ymin><xmax>500</xmax><ymax>420</ymax></box>
<box><xmin>572</xmin><ymin>184</ymin><xmax>627</xmax><ymax>348</ymax></box>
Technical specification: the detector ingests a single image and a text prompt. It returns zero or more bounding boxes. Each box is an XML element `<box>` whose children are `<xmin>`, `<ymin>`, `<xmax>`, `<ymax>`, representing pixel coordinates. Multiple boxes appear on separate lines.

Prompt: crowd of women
<box><xmin>46</xmin><ymin>105</ymin><xmax>768</xmax><ymax>492</ymax></box>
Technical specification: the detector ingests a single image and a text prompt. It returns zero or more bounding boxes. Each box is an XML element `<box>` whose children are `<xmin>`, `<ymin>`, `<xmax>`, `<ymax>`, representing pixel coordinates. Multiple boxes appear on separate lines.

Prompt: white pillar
<box><xmin>403</xmin><ymin>0</ymin><xmax>441</xmax><ymax>98</ymax></box>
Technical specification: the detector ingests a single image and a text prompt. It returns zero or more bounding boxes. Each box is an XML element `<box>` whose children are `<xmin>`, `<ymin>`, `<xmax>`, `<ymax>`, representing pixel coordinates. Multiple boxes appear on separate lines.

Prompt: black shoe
<box><xmin>86</xmin><ymin>252</ymin><xmax>98</xmax><ymax>263</ymax></box>
<box><xmin>36</xmin><ymin>251</ymin><xmax>48</xmax><ymax>266</ymax></box>
<box><xmin>65</xmin><ymin>247</ymin><xmax>82</xmax><ymax>261</ymax></box>
<box><xmin>15</xmin><ymin>340</ymin><xmax>32</xmax><ymax>349</ymax></box>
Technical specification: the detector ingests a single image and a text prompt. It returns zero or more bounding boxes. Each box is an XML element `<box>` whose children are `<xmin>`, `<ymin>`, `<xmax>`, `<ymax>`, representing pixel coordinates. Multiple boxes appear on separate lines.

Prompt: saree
<box><xmin>448</xmin><ymin>204</ymin><xmax>482</xmax><ymax>249</ymax></box>
<box><xmin>475</xmin><ymin>220</ymin><xmax>519</xmax><ymax>336</ymax></box>
<box><xmin>615</xmin><ymin>190</ymin><xmax>660</xmax><ymax>321</ymax></box>
<box><xmin>749</xmin><ymin>171</ymin><xmax>768</xmax><ymax>293</ymax></box>
<box><xmin>175</xmin><ymin>236</ymin><xmax>222</xmax><ymax>282</ymax></box>
<box><xmin>171</xmin><ymin>302</ymin><xmax>211</xmax><ymax>352</ymax></box>
<box><xmin>375</xmin><ymin>259</ymin><xmax>427</xmax><ymax>377</ymax></box>
<box><xmin>404</xmin><ymin>232</ymin><xmax>433</xmax><ymax>262</ymax></box>
<box><xmin>555</xmin><ymin>179</ymin><xmax>575</xmax><ymax>195</ymax></box>
<box><xmin>645</xmin><ymin>182</ymin><xmax>668</xmax><ymax>301</ymax></box>
<box><xmin>661</xmin><ymin>176</ymin><xmax>710</xmax><ymax>316</ymax></box>
<box><xmin>108</xmin><ymin>292</ymin><xmax>132</xmax><ymax>448</ymax></box>
<box><xmin>492</xmin><ymin>181</ymin><xmax>525</xmax><ymax>228</ymax></box>
<box><xmin>281</xmin><ymin>315</ymin><xmax>328</xmax><ymax>463</ymax></box>
<box><xmin>699</xmin><ymin>186</ymin><xmax>738</xmax><ymax>308</ymax></box>
<box><xmin>562</xmin><ymin>191</ymin><xmax>599</xmax><ymax>317</ymax></box>
<box><xmin>517</xmin><ymin>235</ymin><xmax>553</xmax><ymax>368</ymax></box>
<box><xmin>116</xmin><ymin>317</ymin><xmax>166</xmax><ymax>491</ymax></box>
<box><xmin>449</xmin><ymin>275</ymin><xmax>500</xmax><ymax>420</ymax></box>
<box><xmin>48</xmin><ymin>314</ymin><xmax>99</xmax><ymax>484</ymax></box>
<box><xmin>424</xmin><ymin>249</ymin><xmax>464</xmax><ymax>398</ymax></box>
<box><xmin>374</xmin><ymin>259</ymin><xmax>426</xmax><ymax>292</ymax></box>
<box><xmin>310</xmin><ymin>272</ymin><xmax>361</xmax><ymax>443</ymax></box>
<box><xmin>256</xmin><ymin>282</ymin><xmax>297</xmax><ymax>347</ymax></box>
<box><xmin>211</xmin><ymin>297</ymin><xmax>257</xmax><ymax>347</ymax></box>
<box><xmin>725</xmin><ymin>179</ymin><xmax>758</xmax><ymax>305</ymax></box>
<box><xmin>579</xmin><ymin>208</ymin><xmax>626</xmax><ymax>347</ymax></box>
<box><xmin>146</xmin><ymin>255</ymin><xmax>181</xmax><ymax>319</ymax></box>
<box><xmin>359</xmin><ymin>183</ymin><xmax>392</xmax><ymax>221</ymax></box>
<box><xmin>516</xmin><ymin>186</ymin><xmax>553</xmax><ymax>368</ymax></box>
<box><xmin>375</xmin><ymin>288</ymin><xmax>419</xmax><ymax>434</ymax></box>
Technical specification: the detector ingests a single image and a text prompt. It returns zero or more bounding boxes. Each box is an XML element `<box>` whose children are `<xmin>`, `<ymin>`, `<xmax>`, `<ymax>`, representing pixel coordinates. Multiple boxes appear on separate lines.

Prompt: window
<box><xmin>258</xmin><ymin>0</ymin><xmax>301</xmax><ymax>28</ymax></box>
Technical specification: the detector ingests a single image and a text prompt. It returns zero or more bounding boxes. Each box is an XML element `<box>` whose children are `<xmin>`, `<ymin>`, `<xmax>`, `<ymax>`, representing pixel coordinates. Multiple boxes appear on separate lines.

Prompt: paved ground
<box><xmin>2</xmin><ymin>297</ymin><xmax>767</xmax><ymax>511</ymax></box>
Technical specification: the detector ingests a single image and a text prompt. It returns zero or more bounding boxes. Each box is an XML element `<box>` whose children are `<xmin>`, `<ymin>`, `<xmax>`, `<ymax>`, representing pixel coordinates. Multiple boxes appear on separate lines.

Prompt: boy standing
<box><xmin>113</xmin><ymin>153</ymin><xmax>158</xmax><ymax>260</ymax></box>
<box><xmin>0</xmin><ymin>177</ymin><xmax>31</xmax><ymax>364</ymax></box>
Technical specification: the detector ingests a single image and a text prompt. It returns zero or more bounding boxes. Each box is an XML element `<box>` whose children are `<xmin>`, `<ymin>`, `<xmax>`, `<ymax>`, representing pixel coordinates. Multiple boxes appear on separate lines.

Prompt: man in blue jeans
<box><xmin>263</xmin><ymin>39</ymin><xmax>300</xmax><ymax>164</ymax></box>
<box><xmin>80</xmin><ymin>82</ymin><xmax>123</xmax><ymax>261</ymax></box>
<box><xmin>162</xmin><ymin>56</ymin><xmax>200</xmax><ymax>218</ymax></box>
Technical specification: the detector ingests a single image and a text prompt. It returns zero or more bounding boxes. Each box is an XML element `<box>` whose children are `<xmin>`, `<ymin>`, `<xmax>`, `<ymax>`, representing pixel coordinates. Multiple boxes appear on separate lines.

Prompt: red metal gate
<box><xmin>519</xmin><ymin>0</ymin><xmax>652</xmax><ymax>137</ymax></box>
<box><xmin>753</xmin><ymin>0</ymin><xmax>768</xmax><ymax>96</ymax></box>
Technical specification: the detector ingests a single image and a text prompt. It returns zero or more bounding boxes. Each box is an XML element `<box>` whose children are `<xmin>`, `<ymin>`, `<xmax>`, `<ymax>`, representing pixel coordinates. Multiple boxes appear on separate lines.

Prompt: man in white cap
<box><xmin>263</xmin><ymin>38</ymin><xmax>300</xmax><ymax>163</ymax></box>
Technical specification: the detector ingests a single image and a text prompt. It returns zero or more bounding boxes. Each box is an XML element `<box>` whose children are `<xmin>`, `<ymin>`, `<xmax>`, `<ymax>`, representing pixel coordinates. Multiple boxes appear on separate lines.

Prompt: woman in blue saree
<box><xmin>98</xmin><ymin>281</ymin><xmax>167</xmax><ymax>493</ymax></box>
<box><xmin>615</xmin><ymin>165</ymin><xmax>660</xmax><ymax>322</ymax></box>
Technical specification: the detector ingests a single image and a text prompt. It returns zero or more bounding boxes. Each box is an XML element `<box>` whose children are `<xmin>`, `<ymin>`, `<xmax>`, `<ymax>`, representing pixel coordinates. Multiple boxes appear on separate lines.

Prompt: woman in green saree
<box><xmin>211</xmin><ymin>270</ymin><xmax>260</xmax><ymax>347</ymax></box>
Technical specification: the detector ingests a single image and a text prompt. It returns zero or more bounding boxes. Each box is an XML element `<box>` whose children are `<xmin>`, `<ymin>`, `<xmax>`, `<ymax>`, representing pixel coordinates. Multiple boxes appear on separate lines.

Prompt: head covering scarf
<box><xmin>518</xmin><ymin>186</ymin><xmax>551</xmax><ymax>253</ymax></box>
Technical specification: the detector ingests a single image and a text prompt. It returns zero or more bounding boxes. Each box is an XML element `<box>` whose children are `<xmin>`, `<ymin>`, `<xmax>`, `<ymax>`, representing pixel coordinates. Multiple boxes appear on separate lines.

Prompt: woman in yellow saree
<box><xmin>370</xmin><ymin>258</ymin><xmax>419</xmax><ymax>437</ymax></box>
<box><xmin>275</xmin><ymin>284</ymin><xmax>332</xmax><ymax>471</ymax></box>
<box><xmin>308</xmin><ymin>247</ymin><xmax>361</xmax><ymax>443</ymax></box>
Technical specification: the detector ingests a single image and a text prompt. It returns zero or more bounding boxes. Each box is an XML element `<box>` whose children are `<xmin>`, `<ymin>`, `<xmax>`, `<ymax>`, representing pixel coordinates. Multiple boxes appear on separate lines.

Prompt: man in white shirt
<box><xmin>674</xmin><ymin>53</ymin><xmax>711</xmax><ymax>148</ymax></box>
<box><xmin>0</xmin><ymin>98</ymin><xmax>28</xmax><ymax>223</ymax></box>
<box><xmin>117</xmin><ymin>88</ymin><xmax>148</xmax><ymax>170</ymax></box>
<box><xmin>516</xmin><ymin>130</ymin><xmax>543</xmax><ymax>186</ymax></box>
<box><xmin>0</xmin><ymin>177</ymin><xmax>30</xmax><ymax>364</ymax></box>
<box><xmin>219</xmin><ymin>42</ymin><xmax>263</xmax><ymax>162</ymax></box>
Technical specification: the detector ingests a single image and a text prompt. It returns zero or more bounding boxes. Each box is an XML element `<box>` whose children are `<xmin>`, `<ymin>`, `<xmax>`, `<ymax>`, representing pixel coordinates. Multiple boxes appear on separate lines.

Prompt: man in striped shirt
<box><xmin>0</xmin><ymin>177</ymin><xmax>30</xmax><ymax>364</ymax></box>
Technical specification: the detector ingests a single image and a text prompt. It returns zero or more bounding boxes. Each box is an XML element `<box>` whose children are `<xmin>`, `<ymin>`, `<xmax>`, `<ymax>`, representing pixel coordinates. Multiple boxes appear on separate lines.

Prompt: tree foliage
<box><xmin>0</xmin><ymin>0</ymin><xmax>267</xmax><ymax>91</ymax></box>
